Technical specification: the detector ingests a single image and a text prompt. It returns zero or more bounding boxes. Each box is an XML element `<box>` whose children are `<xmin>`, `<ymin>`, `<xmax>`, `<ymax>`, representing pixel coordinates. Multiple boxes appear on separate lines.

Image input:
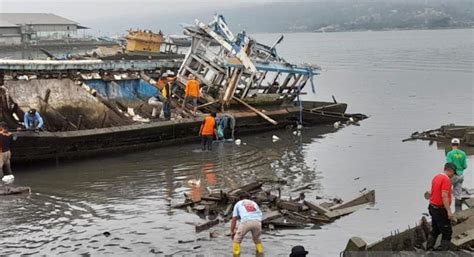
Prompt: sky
<box><xmin>0</xmin><ymin>0</ymin><xmax>280</xmax><ymax>35</ymax></box>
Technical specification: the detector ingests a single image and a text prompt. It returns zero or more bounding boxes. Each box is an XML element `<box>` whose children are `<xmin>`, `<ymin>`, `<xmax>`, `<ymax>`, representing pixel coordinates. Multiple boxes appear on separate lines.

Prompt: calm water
<box><xmin>1</xmin><ymin>29</ymin><xmax>474</xmax><ymax>256</ymax></box>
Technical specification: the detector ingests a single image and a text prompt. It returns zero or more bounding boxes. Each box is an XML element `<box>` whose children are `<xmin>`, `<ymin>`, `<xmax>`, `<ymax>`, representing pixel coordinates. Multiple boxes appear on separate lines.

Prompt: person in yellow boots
<box><xmin>230</xmin><ymin>195</ymin><xmax>263</xmax><ymax>256</ymax></box>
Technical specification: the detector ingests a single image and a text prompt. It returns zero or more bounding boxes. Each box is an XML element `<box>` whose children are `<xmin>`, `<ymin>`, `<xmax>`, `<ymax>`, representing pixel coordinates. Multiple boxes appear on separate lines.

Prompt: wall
<box><xmin>0</xmin><ymin>35</ymin><xmax>21</xmax><ymax>45</ymax></box>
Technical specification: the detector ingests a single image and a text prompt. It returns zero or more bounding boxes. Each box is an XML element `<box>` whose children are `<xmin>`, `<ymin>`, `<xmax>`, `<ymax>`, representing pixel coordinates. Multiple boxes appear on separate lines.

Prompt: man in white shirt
<box><xmin>230</xmin><ymin>197</ymin><xmax>263</xmax><ymax>255</ymax></box>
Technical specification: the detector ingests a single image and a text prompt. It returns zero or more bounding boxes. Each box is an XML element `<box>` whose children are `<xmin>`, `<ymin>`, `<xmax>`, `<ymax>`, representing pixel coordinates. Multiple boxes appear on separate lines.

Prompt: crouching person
<box><xmin>230</xmin><ymin>196</ymin><xmax>263</xmax><ymax>256</ymax></box>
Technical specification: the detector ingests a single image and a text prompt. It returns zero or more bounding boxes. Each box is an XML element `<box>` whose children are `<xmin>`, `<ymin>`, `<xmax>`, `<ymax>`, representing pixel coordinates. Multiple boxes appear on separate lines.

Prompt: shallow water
<box><xmin>1</xmin><ymin>29</ymin><xmax>474</xmax><ymax>256</ymax></box>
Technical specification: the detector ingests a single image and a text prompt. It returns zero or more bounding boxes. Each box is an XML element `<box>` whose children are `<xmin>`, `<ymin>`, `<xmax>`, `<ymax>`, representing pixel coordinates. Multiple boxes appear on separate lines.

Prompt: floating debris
<box><xmin>403</xmin><ymin>124</ymin><xmax>474</xmax><ymax>146</ymax></box>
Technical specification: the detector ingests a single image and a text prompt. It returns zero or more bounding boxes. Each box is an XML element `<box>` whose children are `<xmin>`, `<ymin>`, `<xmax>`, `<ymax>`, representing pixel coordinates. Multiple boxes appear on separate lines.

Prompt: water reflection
<box><xmin>2</xmin><ymin>125</ymin><xmax>338</xmax><ymax>256</ymax></box>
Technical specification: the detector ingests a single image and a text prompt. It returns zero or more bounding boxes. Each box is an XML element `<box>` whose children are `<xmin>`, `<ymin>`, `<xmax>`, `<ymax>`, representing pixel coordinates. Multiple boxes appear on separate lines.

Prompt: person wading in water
<box><xmin>199</xmin><ymin>112</ymin><xmax>217</xmax><ymax>151</ymax></box>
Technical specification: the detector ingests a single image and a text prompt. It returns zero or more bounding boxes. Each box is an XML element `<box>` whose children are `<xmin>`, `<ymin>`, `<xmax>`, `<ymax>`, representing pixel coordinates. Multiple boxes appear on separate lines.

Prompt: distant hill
<box><xmin>218</xmin><ymin>0</ymin><xmax>474</xmax><ymax>33</ymax></box>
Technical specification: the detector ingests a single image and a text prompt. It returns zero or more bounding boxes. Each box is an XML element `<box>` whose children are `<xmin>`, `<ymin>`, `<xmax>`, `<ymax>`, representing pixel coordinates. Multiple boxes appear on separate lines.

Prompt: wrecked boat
<box><xmin>404</xmin><ymin>124</ymin><xmax>474</xmax><ymax>146</ymax></box>
<box><xmin>0</xmin><ymin>15</ymin><xmax>366</xmax><ymax>163</ymax></box>
<box><xmin>343</xmin><ymin>192</ymin><xmax>474</xmax><ymax>255</ymax></box>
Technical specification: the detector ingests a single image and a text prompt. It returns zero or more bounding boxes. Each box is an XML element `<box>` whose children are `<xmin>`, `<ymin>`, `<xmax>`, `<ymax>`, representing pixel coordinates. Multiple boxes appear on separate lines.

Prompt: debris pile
<box><xmin>403</xmin><ymin>124</ymin><xmax>474</xmax><ymax>146</ymax></box>
<box><xmin>172</xmin><ymin>182</ymin><xmax>375</xmax><ymax>232</ymax></box>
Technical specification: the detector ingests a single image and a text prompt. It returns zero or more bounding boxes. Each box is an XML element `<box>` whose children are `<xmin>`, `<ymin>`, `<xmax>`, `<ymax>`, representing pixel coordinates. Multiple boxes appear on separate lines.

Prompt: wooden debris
<box><xmin>174</xmin><ymin>182</ymin><xmax>375</xmax><ymax>233</ymax></box>
<box><xmin>0</xmin><ymin>186</ymin><xmax>31</xmax><ymax>195</ymax></box>
<box><xmin>195</xmin><ymin>219</ymin><xmax>219</xmax><ymax>232</ymax></box>
<box><xmin>330</xmin><ymin>190</ymin><xmax>375</xmax><ymax>211</ymax></box>
<box><xmin>304</xmin><ymin>200</ymin><xmax>330</xmax><ymax>214</ymax></box>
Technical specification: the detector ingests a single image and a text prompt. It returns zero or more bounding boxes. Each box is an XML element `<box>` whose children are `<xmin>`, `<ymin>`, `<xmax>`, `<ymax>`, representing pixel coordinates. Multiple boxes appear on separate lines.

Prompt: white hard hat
<box><xmin>451</xmin><ymin>138</ymin><xmax>460</xmax><ymax>144</ymax></box>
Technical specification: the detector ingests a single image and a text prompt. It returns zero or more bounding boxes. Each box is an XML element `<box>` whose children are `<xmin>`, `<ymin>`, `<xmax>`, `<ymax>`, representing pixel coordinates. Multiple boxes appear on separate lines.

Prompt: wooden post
<box><xmin>231</xmin><ymin>96</ymin><xmax>278</xmax><ymax>125</ymax></box>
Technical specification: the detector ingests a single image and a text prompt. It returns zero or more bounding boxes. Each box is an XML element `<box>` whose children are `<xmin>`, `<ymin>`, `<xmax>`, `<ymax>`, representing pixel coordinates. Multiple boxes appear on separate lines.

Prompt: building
<box><xmin>0</xmin><ymin>13</ymin><xmax>88</xmax><ymax>45</ymax></box>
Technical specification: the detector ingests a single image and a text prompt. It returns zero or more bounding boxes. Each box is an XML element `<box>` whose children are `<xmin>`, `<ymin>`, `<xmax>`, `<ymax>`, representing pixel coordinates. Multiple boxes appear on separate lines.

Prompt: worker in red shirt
<box><xmin>426</xmin><ymin>163</ymin><xmax>456</xmax><ymax>251</ymax></box>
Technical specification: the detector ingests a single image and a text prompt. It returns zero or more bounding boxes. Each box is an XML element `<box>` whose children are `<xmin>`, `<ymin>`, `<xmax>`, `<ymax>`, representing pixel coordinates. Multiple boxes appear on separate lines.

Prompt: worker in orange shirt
<box><xmin>183</xmin><ymin>74</ymin><xmax>200</xmax><ymax>112</ymax></box>
<box><xmin>199</xmin><ymin>112</ymin><xmax>217</xmax><ymax>151</ymax></box>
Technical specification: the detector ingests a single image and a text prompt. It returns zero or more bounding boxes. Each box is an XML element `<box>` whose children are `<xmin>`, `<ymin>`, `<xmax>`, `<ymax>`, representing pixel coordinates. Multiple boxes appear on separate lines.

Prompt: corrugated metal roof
<box><xmin>0</xmin><ymin>13</ymin><xmax>79</xmax><ymax>25</ymax></box>
<box><xmin>0</xmin><ymin>18</ymin><xmax>20</xmax><ymax>28</ymax></box>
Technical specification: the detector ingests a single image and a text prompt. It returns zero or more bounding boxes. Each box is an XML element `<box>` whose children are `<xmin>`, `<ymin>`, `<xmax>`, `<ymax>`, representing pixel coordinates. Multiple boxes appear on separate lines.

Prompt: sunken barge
<box><xmin>0</xmin><ymin>15</ymin><xmax>365</xmax><ymax>163</ymax></box>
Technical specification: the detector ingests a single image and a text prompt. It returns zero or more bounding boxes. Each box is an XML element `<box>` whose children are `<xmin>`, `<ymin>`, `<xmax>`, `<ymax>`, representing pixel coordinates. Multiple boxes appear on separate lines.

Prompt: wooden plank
<box><xmin>0</xmin><ymin>186</ymin><xmax>31</xmax><ymax>195</ymax></box>
<box><xmin>231</xmin><ymin>96</ymin><xmax>278</xmax><ymax>125</ymax></box>
<box><xmin>277</xmin><ymin>201</ymin><xmax>306</xmax><ymax>212</ymax></box>
<box><xmin>324</xmin><ymin>204</ymin><xmax>367</xmax><ymax>220</ymax></box>
<box><xmin>195</xmin><ymin>219</ymin><xmax>219</xmax><ymax>232</ymax></box>
<box><xmin>223</xmin><ymin>69</ymin><xmax>242</xmax><ymax>104</ymax></box>
<box><xmin>261</xmin><ymin>210</ymin><xmax>282</xmax><ymax>224</ymax></box>
<box><xmin>304</xmin><ymin>200</ymin><xmax>330</xmax><ymax>214</ymax></box>
<box><xmin>331</xmin><ymin>190</ymin><xmax>375</xmax><ymax>211</ymax></box>
<box><xmin>465</xmin><ymin>198</ymin><xmax>474</xmax><ymax>208</ymax></box>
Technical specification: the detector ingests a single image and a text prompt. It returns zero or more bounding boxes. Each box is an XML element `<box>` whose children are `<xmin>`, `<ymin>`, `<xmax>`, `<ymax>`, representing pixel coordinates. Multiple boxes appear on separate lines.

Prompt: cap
<box><xmin>290</xmin><ymin>245</ymin><xmax>308</xmax><ymax>257</ymax></box>
<box><xmin>451</xmin><ymin>138</ymin><xmax>460</xmax><ymax>144</ymax></box>
<box><xmin>28</xmin><ymin>109</ymin><xmax>36</xmax><ymax>115</ymax></box>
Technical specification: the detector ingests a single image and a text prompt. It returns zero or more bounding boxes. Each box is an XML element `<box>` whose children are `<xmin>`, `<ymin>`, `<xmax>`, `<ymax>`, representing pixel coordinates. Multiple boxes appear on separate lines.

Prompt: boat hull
<box><xmin>11</xmin><ymin>103</ymin><xmax>343</xmax><ymax>163</ymax></box>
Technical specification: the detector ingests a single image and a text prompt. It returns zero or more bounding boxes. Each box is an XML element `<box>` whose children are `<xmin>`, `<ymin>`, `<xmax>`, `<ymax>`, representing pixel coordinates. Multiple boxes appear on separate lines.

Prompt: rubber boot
<box><xmin>439</xmin><ymin>240</ymin><xmax>451</xmax><ymax>251</ymax></box>
<box><xmin>255</xmin><ymin>242</ymin><xmax>264</xmax><ymax>253</ymax></box>
<box><xmin>426</xmin><ymin>235</ymin><xmax>436</xmax><ymax>251</ymax></box>
<box><xmin>233</xmin><ymin>242</ymin><xmax>241</xmax><ymax>256</ymax></box>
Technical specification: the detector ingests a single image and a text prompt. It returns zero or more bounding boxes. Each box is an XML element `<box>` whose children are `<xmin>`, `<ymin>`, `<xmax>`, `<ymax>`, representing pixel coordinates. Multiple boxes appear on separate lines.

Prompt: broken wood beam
<box><xmin>324</xmin><ymin>204</ymin><xmax>368</xmax><ymax>220</ymax></box>
<box><xmin>231</xmin><ymin>96</ymin><xmax>278</xmax><ymax>125</ymax></box>
<box><xmin>304</xmin><ymin>200</ymin><xmax>330</xmax><ymax>214</ymax></box>
<box><xmin>277</xmin><ymin>200</ymin><xmax>307</xmax><ymax>212</ymax></box>
<box><xmin>262</xmin><ymin>210</ymin><xmax>282</xmax><ymax>224</ymax></box>
<box><xmin>331</xmin><ymin>190</ymin><xmax>375</xmax><ymax>211</ymax></box>
<box><xmin>228</xmin><ymin>182</ymin><xmax>263</xmax><ymax>197</ymax></box>
<box><xmin>195</xmin><ymin>219</ymin><xmax>219</xmax><ymax>232</ymax></box>
<box><xmin>0</xmin><ymin>186</ymin><xmax>31</xmax><ymax>195</ymax></box>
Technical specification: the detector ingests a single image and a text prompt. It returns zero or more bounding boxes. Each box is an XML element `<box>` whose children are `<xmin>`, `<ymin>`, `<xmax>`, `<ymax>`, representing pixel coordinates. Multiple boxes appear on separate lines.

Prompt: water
<box><xmin>1</xmin><ymin>29</ymin><xmax>473</xmax><ymax>256</ymax></box>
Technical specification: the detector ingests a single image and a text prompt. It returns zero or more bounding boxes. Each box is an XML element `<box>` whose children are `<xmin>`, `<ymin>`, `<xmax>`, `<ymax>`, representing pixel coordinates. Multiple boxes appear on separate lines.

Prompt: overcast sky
<box><xmin>0</xmin><ymin>0</ymin><xmax>283</xmax><ymax>35</ymax></box>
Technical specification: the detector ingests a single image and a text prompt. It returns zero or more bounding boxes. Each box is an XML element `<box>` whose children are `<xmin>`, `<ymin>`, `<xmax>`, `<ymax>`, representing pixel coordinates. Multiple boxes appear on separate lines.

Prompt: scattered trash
<box><xmin>103</xmin><ymin>231</ymin><xmax>111</xmax><ymax>237</ymax></box>
<box><xmin>272</xmin><ymin>135</ymin><xmax>280</xmax><ymax>142</ymax></box>
<box><xmin>2</xmin><ymin>175</ymin><xmax>14</xmax><ymax>184</ymax></box>
<box><xmin>235</xmin><ymin>139</ymin><xmax>242</xmax><ymax>145</ymax></box>
<box><xmin>334</xmin><ymin>121</ymin><xmax>341</xmax><ymax>128</ymax></box>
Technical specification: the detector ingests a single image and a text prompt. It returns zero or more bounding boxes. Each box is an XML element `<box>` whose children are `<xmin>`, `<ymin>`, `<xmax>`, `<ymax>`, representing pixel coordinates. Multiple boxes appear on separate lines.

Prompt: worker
<box><xmin>161</xmin><ymin>73</ymin><xmax>176</xmax><ymax>120</ymax></box>
<box><xmin>289</xmin><ymin>245</ymin><xmax>309</xmax><ymax>257</ymax></box>
<box><xmin>446</xmin><ymin>138</ymin><xmax>467</xmax><ymax>210</ymax></box>
<box><xmin>23</xmin><ymin>109</ymin><xmax>44</xmax><ymax>130</ymax></box>
<box><xmin>148</xmin><ymin>91</ymin><xmax>164</xmax><ymax>119</ymax></box>
<box><xmin>0</xmin><ymin>122</ymin><xmax>14</xmax><ymax>184</ymax></box>
<box><xmin>230</xmin><ymin>196</ymin><xmax>263</xmax><ymax>256</ymax></box>
<box><xmin>426</xmin><ymin>163</ymin><xmax>456</xmax><ymax>251</ymax></box>
<box><xmin>199</xmin><ymin>112</ymin><xmax>217</xmax><ymax>151</ymax></box>
<box><xmin>183</xmin><ymin>74</ymin><xmax>200</xmax><ymax>112</ymax></box>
